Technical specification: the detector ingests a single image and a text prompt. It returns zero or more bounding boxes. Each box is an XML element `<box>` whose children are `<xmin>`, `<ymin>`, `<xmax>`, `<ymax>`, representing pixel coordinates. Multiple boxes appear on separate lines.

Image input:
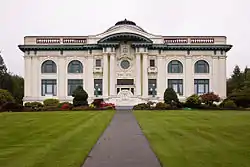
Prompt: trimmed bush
<box><xmin>220</xmin><ymin>99</ymin><xmax>237</xmax><ymax>109</ymax></box>
<box><xmin>133</xmin><ymin>103</ymin><xmax>150</xmax><ymax>110</ymax></box>
<box><xmin>155</xmin><ymin>102</ymin><xmax>171</xmax><ymax>110</ymax></box>
<box><xmin>0</xmin><ymin>89</ymin><xmax>14</xmax><ymax>106</ymax></box>
<box><xmin>72</xmin><ymin>86</ymin><xmax>88</xmax><ymax>107</ymax></box>
<box><xmin>164</xmin><ymin>88</ymin><xmax>179</xmax><ymax>104</ymax></box>
<box><xmin>185</xmin><ymin>94</ymin><xmax>201</xmax><ymax>108</ymax></box>
<box><xmin>43</xmin><ymin>98</ymin><xmax>59</xmax><ymax>107</ymax></box>
<box><xmin>24</xmin><ymin>102</ymin><xmax>43</xmax><ymax>111</ymax></box>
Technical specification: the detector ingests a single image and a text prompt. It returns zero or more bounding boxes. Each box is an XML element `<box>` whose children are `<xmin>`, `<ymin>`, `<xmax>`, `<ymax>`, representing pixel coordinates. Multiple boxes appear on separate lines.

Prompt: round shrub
<box><xmin>133</xmin><ymin>103</ymin><xmax>150</xmax><ymax>110</ymax></box>
<box><xmin>220</xmin><ymin>99</ymin><xmax>237</xmax><ymax>109</ymax></box>
<box><xmin>164</xmin><ymin>88</ymin><xmax>179</xmax><ymax>104</ymax></box>
<box><xmin>43</xmin><ymin>98</ymin><xmax>59</xmax><ymax>107</ymax></box>
<box><xmin>185</xmin><ymin>94</ymin><xmax>201</xmax><ymax>108</ymax></box>
<box><xmin>155</xmin><ymin>102</ymin><xmax>171</xmax><ymax>110</ymax></box>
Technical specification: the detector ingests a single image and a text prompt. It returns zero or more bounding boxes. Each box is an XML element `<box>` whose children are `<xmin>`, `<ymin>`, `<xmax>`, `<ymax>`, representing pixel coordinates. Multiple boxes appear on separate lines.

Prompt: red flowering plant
<box><xmin>100</xmin><ymin>102</ymin><xmax>115</xmax><ymax>110</ymax></box>
<box><xmin>200</xmin><ymin>92</ymin><xmax>220</xmax><ymax>106</ymax></box>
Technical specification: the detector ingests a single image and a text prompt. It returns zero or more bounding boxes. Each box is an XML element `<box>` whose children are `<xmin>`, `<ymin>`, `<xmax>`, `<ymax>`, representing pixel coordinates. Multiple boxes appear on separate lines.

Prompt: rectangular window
<box><xmin>194</xmin><ymin>79</ymin><xmax>209</xmax><ymax>95</ymax></box>
<box><xmin>96</xmin><ymin>59</ymin><xmax>101</xmax><ymax>67</ymax></box>
<box><xmin>41</xmin><ymin>79</ymin><xmax>57</xmax><ymax>96</ymax></box>
<box><xmin>150</xmin><ymin>59</ymin><xmax>155</xmax><ymax>67</ymax></box>
<box><xmin>148</xmin><ymin>79</ymin><xmax>157</xmax><ymax>95</ymax></box>
<box><xmin>67</xmin><ymin>79</ymin><xmax>83</xmax><ymax>96</ymax></box>
<box><xmin>94</xmin><ymin>79</ymin><xmax>103</xmax><ymax>96</ymax></box>
<box><xmin>117</xmin><ymin>79</ymin><xmax>134</xmax><ymax>85</ymax></box>
<box><xmin>168</xmin><ymin>79</ymin><xmax>183</xmax><ymax>95</ymax></box>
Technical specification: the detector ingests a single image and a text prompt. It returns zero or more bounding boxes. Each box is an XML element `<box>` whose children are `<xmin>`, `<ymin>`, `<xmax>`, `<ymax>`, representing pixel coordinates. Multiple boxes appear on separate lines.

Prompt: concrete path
<box><xmin>82</xmin><ymin>110</ymin><xmax>161</xmax><ymax>167</ymax></box>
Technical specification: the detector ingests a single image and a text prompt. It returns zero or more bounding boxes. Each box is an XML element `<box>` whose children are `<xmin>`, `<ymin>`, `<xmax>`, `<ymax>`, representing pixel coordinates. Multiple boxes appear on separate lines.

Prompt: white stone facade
<box><xmin>19</xmin><ymin>19</ymin><xmax>232</xmax><ymax>105</ymax></box>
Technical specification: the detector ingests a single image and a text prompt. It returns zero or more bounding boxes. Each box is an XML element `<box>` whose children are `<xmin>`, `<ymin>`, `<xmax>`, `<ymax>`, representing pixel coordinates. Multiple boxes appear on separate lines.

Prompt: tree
<box><xmin>72</xmin><ymin>86</ymin><xmax>88</xmax><ymax>107</ymax></box>
<box><xmin>0</xmin><ymin>53</ymin><xmax>7</xmax><ymax>74</ymax></box>
<box><xmin>200</xmin><ymin>92</ymin><xmax>220</xmax><ymax>106</ymax></box>
<box><xmin>164</xmin><ymin>88</ymin><xmax>179</xmax><ymax>104</ymax></box>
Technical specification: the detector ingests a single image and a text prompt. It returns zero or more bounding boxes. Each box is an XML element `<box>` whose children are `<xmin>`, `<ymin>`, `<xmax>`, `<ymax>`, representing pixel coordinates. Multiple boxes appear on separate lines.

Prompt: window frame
<box><xmin>67</xmin><ymin>79</ymin><xmax>83</xmax><ymax>96</ymax></box>
<box><xmin>41</xmin><ymin>79</ymin><xmax>57</xmax><ymax>96</ymax></box>
<box><xmin>194</xmin><ymin>60</ymin><xmax>209</xmax><ymax>73</ymax></box>
<box><xmin>41</xmin><ymin>60</ymin><xmax>57</xmax><ymax>73</ymax></box>
<box><xmin>148</xmin><ymin>79</ymin><xmax>157</xmax><ymax>95</ymax></box>
<box><xmin>68</xmin><ymin>60</ymin><xmax>83</xmax><ymax>73</ymax></box>
<box><xmin>168</xmin><ymin>79</ymin><xmax>183</xmax><ymax>95</ymax></box>
<box><xmin>168</xmin><ymin>60</ymin><xmax>183</xmax><ymax>73</ymax></box>
<box><xmin>194</xmin><ymin>79</ymin><xmax>209</xmax><ymax>95</ymax></box>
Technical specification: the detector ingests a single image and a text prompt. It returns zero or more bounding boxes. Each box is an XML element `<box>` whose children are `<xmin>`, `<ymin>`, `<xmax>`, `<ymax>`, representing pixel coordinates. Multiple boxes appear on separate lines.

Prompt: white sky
<box><xmin>0</xmin><ymin>0</ymin><xmax>250</xmax><ymax>77</ymax></box>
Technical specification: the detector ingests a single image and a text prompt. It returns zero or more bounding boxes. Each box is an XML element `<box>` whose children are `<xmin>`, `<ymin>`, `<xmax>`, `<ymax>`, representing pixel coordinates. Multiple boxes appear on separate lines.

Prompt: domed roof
<box><xmin>115</xmin><ymin>19</ymin><xmax>136</xmax><ymax>26</ymax></box>
<box><xmin>104</xmin><ymin>19</ymin><xmax>146</xmax><ymax>33</ymax></box>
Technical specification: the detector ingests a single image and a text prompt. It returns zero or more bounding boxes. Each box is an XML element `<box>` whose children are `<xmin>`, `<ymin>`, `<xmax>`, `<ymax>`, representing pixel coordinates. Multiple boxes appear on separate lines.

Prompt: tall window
<box><xmin>148</xmin><ymin>79</ymin><xmax>157</xmax><ymax>95</ymax></box>
<box><xmin>168</xmin><ymin>60</ymin><xmax>183</xmax><ymax>73</ymax></box>
<box><xmin>41</xmin><ymin>79</ymin><xmax>57</xmax><ymax>96</ymax></box>
<box><xmin>168</xmin><ymin>79</ymin><xmax>183</xmax><ymax>95</ymax></box>
<box><xmin>68</xmin><ymin>79</ymin><xmax>83</xmax><ymax>96</ymax></box>
<box><xmin>95</xmin><ymin>59</ymin><xmax>101</xmax><ymax>67</ymax></box>
<box><xmin>150</xmin><ymin>59</ymin><xmax>155</xmax><ymax>67</ymax></box>
<box><xmin>68</xmin><ymin>60</ymin><xmax>83</xmax><ymax>73</ymax></box>
<box><xmin>194</xmin><ymin>79</ymin><xmax>209</xmax><ymax>95</ymax></box>
<box><xmin>194</xmin><ymin>60</ymin><xmax>209</xmax><ymax>73</ymax></box>
<box><xmin>41</xmin><ymin>60</ymin><xmax>57</xmax><ymax>73</ymax></box>
<box><xmin>94</xmin><ymin>79</ymin><xmax>103</xmax><ymax>96</ymax></box>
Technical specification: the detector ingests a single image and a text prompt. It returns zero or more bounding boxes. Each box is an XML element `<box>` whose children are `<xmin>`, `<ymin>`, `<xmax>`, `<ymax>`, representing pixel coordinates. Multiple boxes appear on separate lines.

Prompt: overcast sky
<box><xmin>1</xmin><ymin>0</ymin><xmax>249</xmax><ymax>77</ymax></box>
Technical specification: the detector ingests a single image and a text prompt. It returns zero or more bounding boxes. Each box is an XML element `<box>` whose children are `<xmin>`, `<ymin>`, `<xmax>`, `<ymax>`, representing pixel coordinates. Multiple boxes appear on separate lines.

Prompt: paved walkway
<box><xmin>82</xmin><ymin>110</ymin><xmax>161</xmax><ymax>167</ymax></box>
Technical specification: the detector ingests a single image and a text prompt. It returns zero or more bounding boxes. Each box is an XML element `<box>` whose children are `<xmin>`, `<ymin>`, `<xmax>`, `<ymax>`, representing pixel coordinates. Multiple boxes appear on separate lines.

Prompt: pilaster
<box><xmin>24</xmin><ymin>56</ymin><xmax>32</xmax><ymax>97</ymax></box>
<box><xmin>142</xmin><ymin>54</ymin><xmax>148</xmax><ymax>98</ymax></box>
<box><xmin>135</xmin><ymin>53</ymin><xmax>141</xmax><ymax>96</ymax></box>
<box><xmin>103</xmin><ymin>54</ymin><xmax>109</xmax><ymax>97</ymax></box>
<box><xmin>157</xmin><ymin>56</ymin><xmax>165</xmax><ymax>99</ymax></box>
<box><xmin>86</xmin><ymin>55</ymin><xmax>94</xmax><ymax>97</ymax></box>
<box><xmin>185</xmin><ymin>56</ymin><xmax>193</xmax><ymax>97</ymax></box>
<box><xmin>58</xmin><ymin>56</ymin><xmax>66</xmax><ymax>99</ymax></box>
<box><xmin>212</xmin><ymin>56</ymin><xmax>219</xmax><ymax>95</ymax></box>
<box><xmin>109</xmin><ymin>53</ymin><xmax>115</xmax><ymax>96</ymax></box>
<box><xmin>219</xmin><ymin>56</ymin><xmax>227</xmax><ymax>99</ymax></box>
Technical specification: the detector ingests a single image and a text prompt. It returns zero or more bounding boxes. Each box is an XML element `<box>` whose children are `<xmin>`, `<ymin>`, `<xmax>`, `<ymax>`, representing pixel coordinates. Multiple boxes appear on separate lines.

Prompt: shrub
<box><xmin>200</xmin><ymin>92</ymin><xmax>220</xmax><ymax>106</ymax></box>
<box><xmin>43</xmin><ymin>98</ymin><xmax>59</xmax><ymax>107</ymax></box>
<box><xmin>164</xmin><ymin>88</ymin><xmax>179</xmax><ymax>104</ymax></box>
<box><xmin>185</xmin><ymin>94</ymin><xmax>201</xmax><ymax>108</ymax></box>
<box><xmin>155</xmin><ymin>102</ymin><xmax>171</xmax><ymax>110</ymax></box>
<box><xmin>133</xmin><ymin>103</ymin><xmax>150</xmax><ymax>110</ymax></box>
<box><xmin>58</xmin><ymin>102</ymin><xmax>73</xmax><ymax>110</ymax></box>
<box><xmin>91</xmin><ymin>99</ymin><xmax>104</xmax><ymax>108</ymax></box>
<box><xmin>72</xmin><ymin>86</ymin><xmax>88</xmax><ymax>107</ymax></box>
<box><xmin>228</xmin><ymin>89</ymin><xmax>250</xmax><ymax>108</ymax></box>
<box><xmin>24</xmin><ymin>102</ymin><xmax>43</xmax><ymax>111</ymax></box>
<box><xmin>0</xmin><ymin>102</ymin><xmax>23</xmax><ymax>112</ymax></box>
<box><xmin>220</xmin><ymin>99</ymin><xmax>237</xmax><ymax>109</ymax></box>
<box><xmin>0</xmin><ymin>89</ymin><xmax>14</xmax><ymax>106</ymax></box>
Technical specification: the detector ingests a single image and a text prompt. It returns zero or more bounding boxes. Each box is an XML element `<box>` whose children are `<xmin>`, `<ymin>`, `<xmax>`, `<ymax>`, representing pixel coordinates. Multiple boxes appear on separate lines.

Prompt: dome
<box><xmin>115</xmin><ymin>19</ymin><xmax>137</xmax><ymax>26</ymax></box>
<box><xmin>104</xmin><ymin>19</ymin><xmax>146</xmax><ymax>33</ymax></box>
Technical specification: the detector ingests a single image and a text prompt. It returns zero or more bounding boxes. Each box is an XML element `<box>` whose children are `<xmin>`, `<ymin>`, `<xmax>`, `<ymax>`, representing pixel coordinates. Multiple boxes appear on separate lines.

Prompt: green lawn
<box><xmin>134</xmin><ymin>110</ymin><xmax>250</xmax><ymax>167</ymax></box>
<box><xmin>0</xmin><ymin>111</ymin><xmax>114</xmax><ymax>167</ymax></box>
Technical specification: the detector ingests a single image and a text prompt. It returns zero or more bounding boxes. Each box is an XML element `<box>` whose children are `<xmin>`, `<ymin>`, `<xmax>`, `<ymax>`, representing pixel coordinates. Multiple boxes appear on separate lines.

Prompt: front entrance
<box><xmin>117</xmin><ymin>87</ymin><xmax>134</xmax><ymax>95</ymax></box>
<box><xmin>116</xmin><ymin>79</ymin><xmax>134</xmax><ymax>95</ymax></box>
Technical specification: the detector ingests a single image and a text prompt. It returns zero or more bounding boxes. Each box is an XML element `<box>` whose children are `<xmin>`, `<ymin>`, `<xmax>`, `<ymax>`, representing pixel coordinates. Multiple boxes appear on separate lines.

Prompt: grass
<box><xmin>134</xmin><ymin>110</ymin><xmax>250</xmax><ymax>167</ymax></box>
<box><xmin>0</xmin><ymin>111</ymin><xmax>114</xmax><ymax>167</ymax></box>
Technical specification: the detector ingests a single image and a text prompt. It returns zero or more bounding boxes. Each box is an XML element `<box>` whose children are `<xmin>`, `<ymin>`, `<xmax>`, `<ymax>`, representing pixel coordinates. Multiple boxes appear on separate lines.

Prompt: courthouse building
<box><xmin>18</xmin><ymin>19</ymin><xmax>232</xmax><ymax>105</ymax></box>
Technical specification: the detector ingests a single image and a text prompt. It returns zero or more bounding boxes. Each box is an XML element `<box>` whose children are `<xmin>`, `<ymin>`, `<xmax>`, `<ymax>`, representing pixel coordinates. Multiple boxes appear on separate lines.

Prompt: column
<box><xmin>157</xmin><ymin>56</ymin><xmax>165</xmax><ymax>99</ymax></box>
<box><xmin>142</xmin><ymin>54</ymin><xmax>148</xmax><ymax>98</ymax></box>
<box><xmin>109</xmin><ymin>54</ymin><xmax>115</xmax><ymax>96</ymax></box>
<box><xmin>185</xmin><ymin>56</ymin><xmax>193</xmax><ymax>97</ymax></box>
<box><xmin>103</xmin><ymin>54</ymin><xmax>109</xmax><ymax>97</ymax></box>
<box><xmin>136</xmin><ymin>53</ymin><xmax>141</xmax><ymax>96</ymax></box>
<box><xmin>86</xmin><ymin>55</ymin><xmax>94</xmax><ymax>97</ymax></box>
<box><xmin>58</xmin><ymin>57</ymin><xmax>66</xmax><ymax>99</ymax></box>
<box><xmin>219</xmin><ymin>56</ymin><xmax>227</xmax><ymax>99</ymax></box>
<box><xmin>24</xmin><ymin>56</ymin><xmax>32</xmax><ymax>97</ymax></box>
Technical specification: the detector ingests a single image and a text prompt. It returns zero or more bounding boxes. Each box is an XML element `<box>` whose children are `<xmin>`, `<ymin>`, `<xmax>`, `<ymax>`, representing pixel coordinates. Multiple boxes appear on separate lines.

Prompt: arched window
<box><xmin>195</xmin><ymin>60</ymin><xmax>209</xmax><ymax>73</ymax></box>
<box><xmin>41</xmin><ymin>60</ymin><xmax>57</xmax><ymax>73</ymax></box>
<box><xmin>68</xmin><ymin>60</ymin><xmax>83</xmax><ymax>73</ymax></box>
<box><xmin>168</xmin><ymin>60</ymin><xmax>183</xmax><ymax>73</ymax></box>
